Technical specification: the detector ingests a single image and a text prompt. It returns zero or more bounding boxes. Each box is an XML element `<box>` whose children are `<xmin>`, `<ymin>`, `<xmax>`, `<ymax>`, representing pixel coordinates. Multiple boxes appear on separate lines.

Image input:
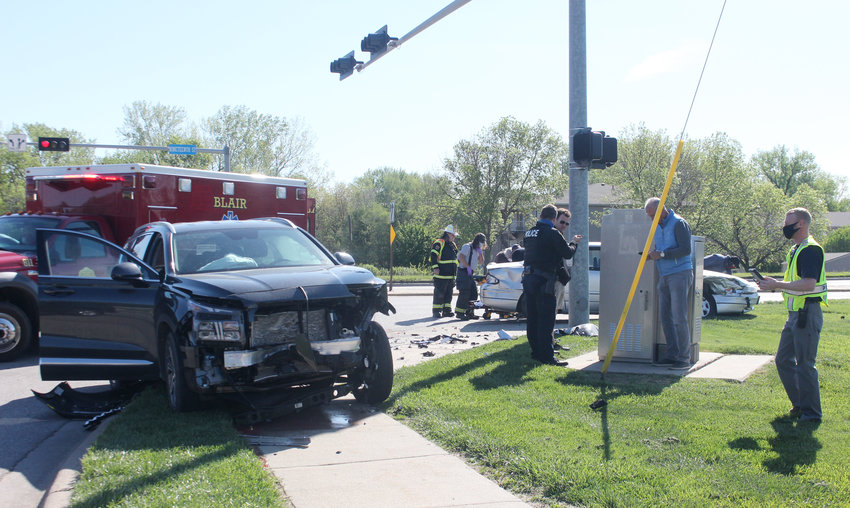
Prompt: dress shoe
<box><xmin>540</xmin><ymin>358</ymin><xmax>569</xmax><ymax>366</ymax></box>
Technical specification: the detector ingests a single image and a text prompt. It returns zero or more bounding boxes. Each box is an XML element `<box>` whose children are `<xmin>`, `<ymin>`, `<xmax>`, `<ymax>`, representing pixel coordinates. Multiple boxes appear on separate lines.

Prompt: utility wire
<box><xmin>680</xmin><ymin>0</ymin><xmax>728</xmax><ymax>141</ymax></box>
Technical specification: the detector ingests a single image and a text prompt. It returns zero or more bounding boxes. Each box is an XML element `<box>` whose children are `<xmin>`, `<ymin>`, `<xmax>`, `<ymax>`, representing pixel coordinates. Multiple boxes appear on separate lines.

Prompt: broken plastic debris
<box><xmin>590</xmin><ymin>399</ymin><xmax>607</xmax><ymax>410</ymax></box>
<box><xmin>239</xmin><ymin>435</ymin><xmax>311</xmax><ymax>448</ymax></box>
<box><xmin>569</xmin><ymin>323</ymin><xmax>599</xmax><ymax>337</ymax></box>
<box><xmin>422</xmin><ymin>351</ymin><xmax>436</xmax><ymax>357</ymax></box>
<box><xmin>496</xmin><ymin>330</ymin><xmax>515</xmax><ymax>340</ymax></box>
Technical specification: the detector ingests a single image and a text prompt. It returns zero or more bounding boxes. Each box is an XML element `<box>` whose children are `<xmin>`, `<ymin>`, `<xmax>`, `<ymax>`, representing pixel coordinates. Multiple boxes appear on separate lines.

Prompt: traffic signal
<box><xmin>330</xmin><ymin>51</ymin><xmax>362</xmax><ymax>81</ymax></box>
<box><xmin>38</xmin><ymin>137</ymin><xmax>70</xmax><ymax>152</ymax></box>
<box><xmin>361</xmin><ymin>25</ymin><xmax>397</xmax><ymax>59</ymax></box>
<box><xmin>571</xmin><ymin>129</ymin><xmax>617</xmax><ymax>168</ymax></box>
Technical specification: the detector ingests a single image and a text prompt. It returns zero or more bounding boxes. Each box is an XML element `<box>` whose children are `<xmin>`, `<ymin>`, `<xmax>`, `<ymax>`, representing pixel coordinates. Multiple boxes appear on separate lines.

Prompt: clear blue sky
<box><xmin>2</xmin><ymin>0</ymin><xmax>848</xmax><ymax>187</ymax></box>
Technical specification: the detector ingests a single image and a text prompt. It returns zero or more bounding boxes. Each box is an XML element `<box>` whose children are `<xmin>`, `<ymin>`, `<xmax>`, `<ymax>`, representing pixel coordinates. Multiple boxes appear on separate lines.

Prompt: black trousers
<box><xmin>432</xmin><ymin>277</ymin><xmax>454</xmax><ymax>314</ymax></box>
<box><xmin>454</xmin><ymin>270</ymin><xmax>478</xmax><ymax>315</ymax></box>
<box><xmin>522</xmin><ymin>273</ymin><xmax>556</xmax><ymax>362</ymax></box>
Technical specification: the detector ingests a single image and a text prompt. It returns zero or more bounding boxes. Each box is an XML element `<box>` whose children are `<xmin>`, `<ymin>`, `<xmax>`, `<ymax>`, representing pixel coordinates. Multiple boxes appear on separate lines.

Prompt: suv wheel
<box><xmin>352</xmin><ymin>321</ymin><xmax>393</xmax><ymax>404</ymax></box>
<box><xmin>0</xmin><ymin>302</ymin><xmax>31</xmax><ymax>362</ymax></box>
<box><xmin>164</xmin><ymin>332</ymin><xmax>197</xmax><ymax>412</ymax></box>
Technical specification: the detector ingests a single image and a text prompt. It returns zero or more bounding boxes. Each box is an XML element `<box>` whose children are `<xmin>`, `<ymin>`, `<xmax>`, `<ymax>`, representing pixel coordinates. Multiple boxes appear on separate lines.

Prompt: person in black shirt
<box><xmin>757</xmin><ymin>208</ymin><xmax>827</xmax><ymax>423</ymax></box>
<box><xmin>522</xmin><ymin>204</ymin><xmax>582</xmax><ymax>365</ymax></box>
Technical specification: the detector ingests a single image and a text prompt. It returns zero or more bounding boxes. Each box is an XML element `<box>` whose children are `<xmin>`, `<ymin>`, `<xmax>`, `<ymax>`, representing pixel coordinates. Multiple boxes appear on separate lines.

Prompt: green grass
<box><xmin>71</xmin><ymin>386</ymin><xmax>285</xmax><ymax>508</ymax></box>
<box><xmin>385</xmin><ymin>301</ymin><xmax>850</xmax><ymax>507</ymax></box>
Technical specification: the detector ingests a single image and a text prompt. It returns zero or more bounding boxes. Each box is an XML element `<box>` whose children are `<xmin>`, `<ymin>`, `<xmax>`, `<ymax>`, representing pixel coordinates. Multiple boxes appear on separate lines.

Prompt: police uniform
<box><xmin>522</xmin><ymin>219</ymin><xmax>577</xmax><ymax>363</ymax></box>
<box><xmin>431</xmin><ymin>237</ymin><xmax>458</xmax><ymax>317</ymax></box>
<box><xmin>777</xmin><ymin>235</ymin><xmax>827</xmax><ymax>421</ymax></box>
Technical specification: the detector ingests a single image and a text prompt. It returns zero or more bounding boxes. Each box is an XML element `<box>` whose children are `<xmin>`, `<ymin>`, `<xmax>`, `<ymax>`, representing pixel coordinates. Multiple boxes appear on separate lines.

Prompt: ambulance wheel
<box><xmin>0</xmin><ymin>302</ymin><xmax>32</xmax><ymax>362</ymax></box>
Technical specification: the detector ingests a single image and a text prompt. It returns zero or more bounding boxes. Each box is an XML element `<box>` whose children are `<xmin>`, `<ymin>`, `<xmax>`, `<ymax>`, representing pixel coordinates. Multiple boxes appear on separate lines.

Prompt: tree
<box><xmin>1</xmin><ymin>123</ymin><xmax>94</xmax><ymax>213</ymax></box>
<box><xmin>203</xmin><ymin>106</ymin><xmax>328</xmax><ymax>187</ymax></box>
<box><xmin>443</xmin><ymin>117</ymin><xmax>568</xmax><ymax>250</ymax></box>
<box><xmin>824</xmin><ymin>227</ymin><xmax>850</xmax><ymax>252</ymax></box>
<box><xmin>114</xmin><ymin>101</ymin><xmax>212</xmax><ymax>168</ymax></box>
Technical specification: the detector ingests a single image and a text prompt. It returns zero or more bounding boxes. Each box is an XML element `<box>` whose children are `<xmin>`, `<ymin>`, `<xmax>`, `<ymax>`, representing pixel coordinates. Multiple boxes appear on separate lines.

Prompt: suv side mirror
<box><xmin>334</xmin><ymin>252</ymin><xmax>355</xmax><ymax>265</ymax></box>
<box><xmin>111</xmin><ymin>262</ymin><xmax>144</xmax><ymax>282</ymax></box>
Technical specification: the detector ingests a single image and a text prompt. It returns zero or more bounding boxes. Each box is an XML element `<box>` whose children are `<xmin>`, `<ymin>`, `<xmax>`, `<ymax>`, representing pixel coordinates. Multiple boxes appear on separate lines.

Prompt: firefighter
<box><xmin>431</xmin><ymin>225</ymin><xmax>459</xmax><ymax>318</ymax></box>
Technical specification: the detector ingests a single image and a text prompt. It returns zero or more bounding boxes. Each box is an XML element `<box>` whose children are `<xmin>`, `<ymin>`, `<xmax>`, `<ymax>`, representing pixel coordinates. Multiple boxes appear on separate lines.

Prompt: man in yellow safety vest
<box><xmin>757</xmin><ymin>208</ymin><xmax>827</xmax><ymax>423</ymax></box>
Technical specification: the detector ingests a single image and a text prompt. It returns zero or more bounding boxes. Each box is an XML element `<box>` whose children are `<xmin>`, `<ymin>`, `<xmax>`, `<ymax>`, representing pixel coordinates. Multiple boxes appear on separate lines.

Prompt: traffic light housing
<box><xmin>330</xmin><ymin>51</ymin><xmax>362</xmax><ymax>81</ymax></box>
<box><xmin>361</xmin><ymin>25</ymin><xmax>397</xmax><ymax>59</ymax></box>
<box><xmin>571</xmin><ymin>129</ymin><xmax>617</xmax><ymax>168</ymax></box>
<box><xmin>38</xmin><ymin>137</ymin><xmax>70</xmax><ymax>152</ymax></box>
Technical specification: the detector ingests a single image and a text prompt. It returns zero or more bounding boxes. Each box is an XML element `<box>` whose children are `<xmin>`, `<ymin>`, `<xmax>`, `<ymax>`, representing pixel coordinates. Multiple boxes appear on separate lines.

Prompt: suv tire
<box><xmin>352</xmin><ymin>321</ymin><xmax>393</xmax><ymax>404</ymax></box>
<box><xmin>164</xmin><ymin>332</ymin><xmax>198</xmax><ymax>412</ymax></box>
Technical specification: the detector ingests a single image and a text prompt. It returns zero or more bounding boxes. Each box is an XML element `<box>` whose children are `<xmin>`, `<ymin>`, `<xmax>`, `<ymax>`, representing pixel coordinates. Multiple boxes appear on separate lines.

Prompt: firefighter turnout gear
<box><xmin>431</xmin><ymin>236</ymin><xmax>458</xmax><ymax>316</ymax></box>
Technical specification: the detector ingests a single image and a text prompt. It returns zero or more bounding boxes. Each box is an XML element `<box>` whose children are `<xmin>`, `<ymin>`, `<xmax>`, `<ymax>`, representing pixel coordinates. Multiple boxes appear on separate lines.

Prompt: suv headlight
<box><xmin>189</xmin><ymin>300</ymin><xmax>245</xmax><ymax>344</ymax></box>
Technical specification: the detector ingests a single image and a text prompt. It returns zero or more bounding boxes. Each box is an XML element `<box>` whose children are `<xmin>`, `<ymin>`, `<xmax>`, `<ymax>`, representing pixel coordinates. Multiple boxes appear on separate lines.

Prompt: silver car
<box><xmin>701</xmin><ymin>270</ymin><xmax>760</xmax><ymax>318</ymax></box>
<box><xmin>480</xmin><ymin>242</ymin><xmax>601</xmax><ymax>318</ymax></box>
<box><xmin>479</xmin><ymin>242</ymin><xmax>758</xmax><ymax>319</ymax></box>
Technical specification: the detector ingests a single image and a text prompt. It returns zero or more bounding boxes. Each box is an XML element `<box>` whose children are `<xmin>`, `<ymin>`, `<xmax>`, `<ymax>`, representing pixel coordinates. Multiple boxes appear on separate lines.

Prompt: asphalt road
<box><xmin>1</xmin><ymin>282</ymin><xmax>847</xmax><ymax>507</ymax></box>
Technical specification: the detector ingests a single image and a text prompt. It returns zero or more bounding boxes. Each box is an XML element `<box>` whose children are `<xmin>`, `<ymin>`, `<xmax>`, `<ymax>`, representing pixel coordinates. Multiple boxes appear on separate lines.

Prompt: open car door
<box><xmin>36</xmin><ymin>229</ymin><xmax>162</xmax><ymax>381</ymax></box>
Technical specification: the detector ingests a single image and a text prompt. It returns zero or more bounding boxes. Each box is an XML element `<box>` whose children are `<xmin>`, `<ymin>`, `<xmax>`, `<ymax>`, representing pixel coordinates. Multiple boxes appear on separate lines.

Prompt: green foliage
<box><xmin>824</xmin><ymin>226</ymin><xmax>850</xmax><ymax>252</ymax></box>
<box><xmin>444</xmin><ymin>117</ymin><xmax>568</xmax><ymax>249</ymax></box>
<box><xmin>388</xmin><ymin>301</ymin><xmax>850</xmax><ymax>506</ymax></box>
<box><xmin>72</xmin><ymin>386</ymin><xmax>284</xmax><ymax>507</ymax></box>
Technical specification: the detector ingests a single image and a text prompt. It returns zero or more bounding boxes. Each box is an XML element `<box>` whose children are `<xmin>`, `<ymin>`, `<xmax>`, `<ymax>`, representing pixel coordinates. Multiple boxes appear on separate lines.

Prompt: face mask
<box><xmin>783</xmin><ymin>222</ymin><xmax>800</xmax><ymax>239</ymax></box>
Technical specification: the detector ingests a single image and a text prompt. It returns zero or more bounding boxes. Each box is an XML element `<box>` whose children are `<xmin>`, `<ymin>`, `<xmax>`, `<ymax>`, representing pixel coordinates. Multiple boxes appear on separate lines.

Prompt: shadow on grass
<box><xmin>557</xmin><ymin>371</ymin><xmax>678</xmax><ymax>463</ymax></box>
<box><xmin>728</xmin><ymin>415</ymin><xmax>821</xmax><ymax>476</ymax></box>
<box><xmin>386</xmin><ymin>341</ymin><xmax>539</xmax><ymax>407</ymax></box>
<box><xmin>73</xmin><ymin>444</ymin><xmax>242</xmax><ymax>508</ymax></box>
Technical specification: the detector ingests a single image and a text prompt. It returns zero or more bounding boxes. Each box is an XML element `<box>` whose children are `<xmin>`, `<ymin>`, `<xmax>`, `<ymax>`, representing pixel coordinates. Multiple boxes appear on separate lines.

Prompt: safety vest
<box><xmin>783</xmin><ymin>235</ymin><xmax>828</xmax><ymax>311</ymax></box>
<box><xmin>431</xmin><ymin>238</ymin><xmax>458</xmax><ymax>279</ymax></box>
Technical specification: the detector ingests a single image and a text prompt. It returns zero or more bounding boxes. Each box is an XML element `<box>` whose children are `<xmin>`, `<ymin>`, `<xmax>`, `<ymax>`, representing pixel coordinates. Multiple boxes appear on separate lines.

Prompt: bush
<box><xmin>824</xmin><ymin>226</ymin><xmax>850</xmax><ymax>252</ymax></box>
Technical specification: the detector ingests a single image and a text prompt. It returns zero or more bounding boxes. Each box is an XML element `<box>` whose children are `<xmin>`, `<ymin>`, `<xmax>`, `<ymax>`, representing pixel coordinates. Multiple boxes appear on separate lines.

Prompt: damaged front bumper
<box><xmin>223</xmin><ymin>336</ymin><xmax>362</xmax><ymax>369</ymax></box>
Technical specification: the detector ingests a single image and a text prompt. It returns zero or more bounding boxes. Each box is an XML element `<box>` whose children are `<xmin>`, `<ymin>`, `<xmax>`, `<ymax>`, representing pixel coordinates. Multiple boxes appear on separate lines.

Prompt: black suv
<box><xmin>35</xmin><ymin>219</ymin><xmax>395</xmax><ymax>413</ymax></box>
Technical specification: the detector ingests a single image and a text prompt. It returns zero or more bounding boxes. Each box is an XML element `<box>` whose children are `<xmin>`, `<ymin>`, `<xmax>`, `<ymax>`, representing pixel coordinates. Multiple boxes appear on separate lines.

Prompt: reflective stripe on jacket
<box><xmin>430</xmin><ymin>238</ymin><xmax>458</xmax><ymax>279</ymax></box>
<box><xmin>783</xmin><ymin>235</ymin><xmax>828</xmax><ymax>311</ymax></box>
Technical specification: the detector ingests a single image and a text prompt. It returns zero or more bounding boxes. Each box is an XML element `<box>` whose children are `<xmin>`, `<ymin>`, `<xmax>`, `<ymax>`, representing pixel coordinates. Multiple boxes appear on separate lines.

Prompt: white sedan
<box><xmin>479</xmin><ymin>243</ymin><xmax>601</xmax><ymax>318</ymax></box>
<box><xmin>479</xmin><ymin>242</ymin><xmax>758</xmax><ymax>319</ymax></box>
<box><xmin>701</xmin><ymin>270</ymin><xmax>760</xmax><ymax>318</ymax></box>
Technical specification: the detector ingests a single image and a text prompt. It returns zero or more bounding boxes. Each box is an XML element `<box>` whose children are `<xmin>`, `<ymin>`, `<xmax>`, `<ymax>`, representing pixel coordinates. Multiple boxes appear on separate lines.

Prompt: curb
<box><xmin>39</xmin><ymin>421</ymin><xmax>108</xmax><ymax>508</ymax></box>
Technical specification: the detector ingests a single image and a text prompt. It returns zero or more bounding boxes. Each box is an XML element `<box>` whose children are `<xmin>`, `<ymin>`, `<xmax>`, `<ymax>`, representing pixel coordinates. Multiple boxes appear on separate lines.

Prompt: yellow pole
<box><xmin>601</xmin><ymin>140</ymin><xmax>685</xmax><ymax>373</ymax></box>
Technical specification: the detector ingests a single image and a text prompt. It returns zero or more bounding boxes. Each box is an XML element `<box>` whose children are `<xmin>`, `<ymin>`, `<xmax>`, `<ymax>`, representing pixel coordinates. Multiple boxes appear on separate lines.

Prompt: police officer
<box><xmin>522</xmin><ymin>204</ymin><xmax>582</xmax><ymax>365</ymax></box>
<box><xmin>757</xmin><ymin>208</ymin><xmax>827</xmax><ymax>423</ymax></box>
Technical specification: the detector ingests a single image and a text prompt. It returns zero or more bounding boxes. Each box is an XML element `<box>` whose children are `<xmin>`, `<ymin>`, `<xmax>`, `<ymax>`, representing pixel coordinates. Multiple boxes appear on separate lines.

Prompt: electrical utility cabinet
<box><xmin>598</xmin><ymin>208</ymin><xmax>704</xmax><ymax>363</ymax></box>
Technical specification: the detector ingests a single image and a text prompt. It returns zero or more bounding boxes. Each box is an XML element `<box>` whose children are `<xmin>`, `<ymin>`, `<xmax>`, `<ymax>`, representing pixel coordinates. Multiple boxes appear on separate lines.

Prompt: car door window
<box><xmin>42</xmin><ymin>230</ymin><xmax>156</xmax><ymax>279</ymax></box>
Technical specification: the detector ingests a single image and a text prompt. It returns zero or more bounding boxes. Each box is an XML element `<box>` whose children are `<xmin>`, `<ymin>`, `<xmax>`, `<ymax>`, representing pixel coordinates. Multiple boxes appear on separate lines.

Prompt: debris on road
<box><xmin>496</xmin><ymin>330</ymin><xmax>515</xmax><ymax>340</ymax></box>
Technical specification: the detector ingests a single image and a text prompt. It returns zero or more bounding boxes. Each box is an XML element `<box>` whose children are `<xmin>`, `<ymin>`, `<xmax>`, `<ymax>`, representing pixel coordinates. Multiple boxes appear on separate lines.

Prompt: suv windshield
<box><xmin>173</xmin><ymin>227</ymin><xmax>333</xmax><ymax>274</ymax></box>
<box><xmin>0</xmin><ymin>217</ymin><xmax>62</xmax><ymax>253</ymax></box>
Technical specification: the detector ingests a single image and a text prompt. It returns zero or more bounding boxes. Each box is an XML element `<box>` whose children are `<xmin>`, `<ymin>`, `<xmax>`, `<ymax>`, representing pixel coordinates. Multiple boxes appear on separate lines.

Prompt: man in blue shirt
<box><xmin>645</xmin><ymin>197</ymin><xmax>693</xmax><ymax>370</ymax></box>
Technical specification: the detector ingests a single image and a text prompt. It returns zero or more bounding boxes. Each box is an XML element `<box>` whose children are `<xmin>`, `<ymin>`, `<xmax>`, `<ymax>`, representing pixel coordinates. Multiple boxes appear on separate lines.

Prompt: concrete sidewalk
<box><xmin>242</xmin><ymin>399</ymin><xmax>530</xmax><ymax>508</ymax></box>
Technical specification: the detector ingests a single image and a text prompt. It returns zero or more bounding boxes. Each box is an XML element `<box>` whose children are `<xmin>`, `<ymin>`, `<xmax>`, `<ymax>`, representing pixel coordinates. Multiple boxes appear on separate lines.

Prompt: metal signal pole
<box><xmin>568</xmin><ymin>0</ymin><xmax>590</xmax><ymax>326</ymax></box>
